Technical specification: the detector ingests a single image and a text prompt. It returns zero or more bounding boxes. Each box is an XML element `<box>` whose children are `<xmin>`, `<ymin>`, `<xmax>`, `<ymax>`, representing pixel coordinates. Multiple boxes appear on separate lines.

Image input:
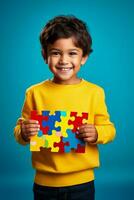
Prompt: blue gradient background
<box><xmin>0</xmin><ymin>0</ymin><xmax>134</xmax><ymax>199</ymax></box>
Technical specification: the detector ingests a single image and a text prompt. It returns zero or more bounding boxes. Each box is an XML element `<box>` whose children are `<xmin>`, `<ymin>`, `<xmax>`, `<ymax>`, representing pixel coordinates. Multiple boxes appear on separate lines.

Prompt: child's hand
<box><xmin>20</xmin><ymin>120</ymin><xmax>40</xmax><ymax>142</ymax></box>
<box><xmin>77</xmin><ymin>124</ymin><xmax>98</xmax><ymax>143</ymax></box>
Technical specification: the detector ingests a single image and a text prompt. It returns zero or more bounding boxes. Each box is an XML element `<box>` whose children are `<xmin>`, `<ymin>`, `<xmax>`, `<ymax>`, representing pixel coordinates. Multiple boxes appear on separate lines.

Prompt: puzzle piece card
<box><xmin>30</xmin><ymin>110</ymin><xmax>88</xmax><ymax>153</ymax></box>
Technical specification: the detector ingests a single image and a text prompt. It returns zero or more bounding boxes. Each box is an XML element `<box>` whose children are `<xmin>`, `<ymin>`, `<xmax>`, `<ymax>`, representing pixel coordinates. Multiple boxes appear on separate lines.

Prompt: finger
<box><xmin>28</xmin><ymin>132</ymin><xmax>38</xmax><ymax>136</ymax></box>
<box><xmin>22</xmin><ymin>124</ymin><xmax>40</xmax><ymax>129</ymax></box>
<box><xmin>78</xmin><ymin>124</ymin><xmax>94</xmax><ymax>132</ymax></box>
<box><xmin>78</xmin><ymin>124</ymin><xmax>94</xmax><ymax>129</ymax></box>
<box><xmin>78</xmin><ymin>129</ymin><xmax>96</xmax><ymax>138</ymax></box>
<box><xmin>23</xmin><ymin>131</ymin><xmax>38</xmax><ymax>139</ymax></box>
<box><xmin>83</xmin><ymin>137</ymin><xmax>95</xmax><ymax>143</ymax></box>
<box><xmin>23</xmin><ymin>120</ymin><xmax>39</xmax><ymax>125</ymax></box>
<box><xmin>22</xmin><ymin>127</ymin><xmax>40</xmax><ymax>134</ymax></box>
<box><xmin>28</xmin><ymin>127</ymin><xmax>40</xmax><ymax>132</ymax></box>
<box><xmin>78</xmin><ymin>127</ymin><xmax>94</xmax><ymax>134</ymax></box>
<box><xmin>77</xmin><ymin>132</ymin><xmax>91</xmax><ymax>138</ymax></box>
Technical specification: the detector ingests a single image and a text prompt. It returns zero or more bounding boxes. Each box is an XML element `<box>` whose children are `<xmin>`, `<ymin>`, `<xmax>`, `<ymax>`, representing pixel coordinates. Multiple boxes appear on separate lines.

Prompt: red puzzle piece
<box><xmin>68</xmin><ymin>112</ymin><xmax>88</xmax><ymax>132</ymax></box>
<box><xmin>75</xmin><ymin>144</ymin><xmax>85</xmax><ymax>153</ymax></box>
<box><xmin>54</xmin><ymin>137</ymin><xmax>69</xmax><ymax>153</ymax></box>
<box><xmin>31</xmin><ymin>110</ymin><xmax>49</xmax><ymax>134</ymax></box>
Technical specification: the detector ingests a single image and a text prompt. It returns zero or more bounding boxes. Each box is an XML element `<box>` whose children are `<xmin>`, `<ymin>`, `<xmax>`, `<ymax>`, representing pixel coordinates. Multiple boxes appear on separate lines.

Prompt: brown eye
<box><xmin>51</xmin><ymin>51</ymin><xmax>60</xmax><ymax>56</ymax></box>
<box><xmin>69</xmin><ymin>52</ymin><xmax>77</xmax><ymax>56</ymax></box>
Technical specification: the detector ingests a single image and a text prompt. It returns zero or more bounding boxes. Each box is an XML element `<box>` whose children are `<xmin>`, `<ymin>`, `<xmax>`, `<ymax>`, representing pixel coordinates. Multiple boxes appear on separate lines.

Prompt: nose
<box><xmin>59</xmin><ymin>54</ymin><xmax>69</xmax><ymax>65</ymax></box>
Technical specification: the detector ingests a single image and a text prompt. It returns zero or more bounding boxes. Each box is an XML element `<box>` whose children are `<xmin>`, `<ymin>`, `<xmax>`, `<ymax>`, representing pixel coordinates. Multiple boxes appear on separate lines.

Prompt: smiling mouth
<box><xmin>56</xmin><ymin>67</ymin><xmax>74</xmax><ymax>71</ymax></box>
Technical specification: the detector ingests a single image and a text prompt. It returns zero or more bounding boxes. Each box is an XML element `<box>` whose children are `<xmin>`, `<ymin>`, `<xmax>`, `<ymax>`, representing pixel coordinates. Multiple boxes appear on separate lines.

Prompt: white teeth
<box><xmin>62</xmin><ymin>68</ymin><xmax>70</xmax><ymax>71</ymax></box>
<box><xmin>56</xmin><ymin>67</ymin><xmax>73</xmax><ymax>71</ymax></box>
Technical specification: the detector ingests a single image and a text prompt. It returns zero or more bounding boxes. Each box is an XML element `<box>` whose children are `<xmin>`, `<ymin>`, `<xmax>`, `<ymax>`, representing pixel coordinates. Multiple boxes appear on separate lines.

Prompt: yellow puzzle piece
<box><xmin>55</xmin><ymin>111</ymin><xmax>73</xmax><ymax>137</ymax></box>
<box><xmin>42</xmin><ymin>131</ymin><xmax>61</xmax><ymax>152</ymax></box>
<box><xmin>30</xmin><ymin>135</ymin><xmax>44</xmax><ymax>151</ymax></box>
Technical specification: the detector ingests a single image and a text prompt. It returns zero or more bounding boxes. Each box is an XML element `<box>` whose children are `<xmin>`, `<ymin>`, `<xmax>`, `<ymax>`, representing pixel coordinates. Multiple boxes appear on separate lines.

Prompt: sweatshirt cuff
<box><xmin>94</xmin><ymin>125</ymin><xmax>116</xmax><ymax>144</ymax></box>
<box><xmin>14</xmin><ymin>124</ymin><xmax>29</xmax><ymax>146</ymax></box>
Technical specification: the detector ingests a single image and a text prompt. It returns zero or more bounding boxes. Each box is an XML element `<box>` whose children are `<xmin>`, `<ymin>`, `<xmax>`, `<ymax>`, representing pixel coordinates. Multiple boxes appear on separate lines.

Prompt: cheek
<box><xmin>47</xmin><ymin>57</ymin><xmax>58</xmax><ymax>66</ymax></box>
<box><xmin>73</xmin><ymin>58</ymin><xmax>82</xmax><ymax>66</ymax></box>
<box><xmin>47</xmin><ymin>57</ymin><xmax>52</xmax><ymax>65</ymax></box>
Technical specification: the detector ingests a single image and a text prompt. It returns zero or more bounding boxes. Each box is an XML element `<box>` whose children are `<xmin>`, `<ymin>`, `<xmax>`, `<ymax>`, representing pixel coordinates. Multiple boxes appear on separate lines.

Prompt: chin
<box><xmin>58</xmin><ymin>77</ymin><xmax>72</xmax><ymax>81</ymax></box>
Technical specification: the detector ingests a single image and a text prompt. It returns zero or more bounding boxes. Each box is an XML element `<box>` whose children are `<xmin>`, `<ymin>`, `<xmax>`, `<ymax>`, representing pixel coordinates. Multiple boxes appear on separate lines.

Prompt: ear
<box><xmin>41</xmin><ymin>49</ymin><xmax>48</xmax><ymax>64</ymax></box>
<box><xmin>81</xmin><ymin>55</ymin><xmax>88</xmax><ymax>65</ymax></box>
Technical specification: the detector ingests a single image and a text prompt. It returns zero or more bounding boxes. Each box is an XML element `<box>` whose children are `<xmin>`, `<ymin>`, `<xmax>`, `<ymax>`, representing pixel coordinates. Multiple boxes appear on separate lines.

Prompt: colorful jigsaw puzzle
<box><xmin>30</xmin><ymin>110</ymin><xmax>88</xmax><ymax>153</ymax></box>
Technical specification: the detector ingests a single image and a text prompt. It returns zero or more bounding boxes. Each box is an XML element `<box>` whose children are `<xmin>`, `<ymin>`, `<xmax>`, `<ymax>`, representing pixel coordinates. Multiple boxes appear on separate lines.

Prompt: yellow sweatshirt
<box><xmin>14</xmin><ymin>79</ymin><xmax>116</xmax><ymax>187</ymax></box>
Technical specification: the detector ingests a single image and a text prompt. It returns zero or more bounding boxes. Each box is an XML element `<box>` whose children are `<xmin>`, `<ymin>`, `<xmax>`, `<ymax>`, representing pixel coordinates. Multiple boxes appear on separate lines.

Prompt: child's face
<box><xmin>44</xmin><ymin>37</ymin><xmax>88</xmax><ymax>84</ymax></box>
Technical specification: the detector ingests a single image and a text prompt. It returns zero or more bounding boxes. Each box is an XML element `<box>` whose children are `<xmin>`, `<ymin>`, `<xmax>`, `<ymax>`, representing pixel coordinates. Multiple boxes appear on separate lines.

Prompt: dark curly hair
<box><xmin>40</xmin><ymin>15</ymin><xmax>93</xmax><ymax>57</ymax></box>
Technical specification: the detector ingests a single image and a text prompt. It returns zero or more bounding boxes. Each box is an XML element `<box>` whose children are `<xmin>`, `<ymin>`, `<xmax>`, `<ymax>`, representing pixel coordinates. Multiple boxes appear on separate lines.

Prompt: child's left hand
<box><xmin>77</xmin><ymin>124</ymin><xmax>98</xmax><ymax>143</ymax></box>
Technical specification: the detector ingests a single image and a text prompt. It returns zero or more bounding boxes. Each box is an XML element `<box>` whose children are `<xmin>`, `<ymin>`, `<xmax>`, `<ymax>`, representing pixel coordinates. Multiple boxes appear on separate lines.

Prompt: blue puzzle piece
<box><xmin>38</xmin><ymin>130</ymin><xmax>43</xmax><ymax>137</ymax></box>
<box><xmin>60</xmin><ymin>111</ymin><xmax>67</xmax><ymax>117</ymax></box>
<box><xmin>42</xmin><ymin>111</ymin><xmax>61</xmax><ymax>135</ymax></box>
<box><xmin>63</xmin><ymin>129</ymin><xmax>85</xmax><ymax>152</ymax></box>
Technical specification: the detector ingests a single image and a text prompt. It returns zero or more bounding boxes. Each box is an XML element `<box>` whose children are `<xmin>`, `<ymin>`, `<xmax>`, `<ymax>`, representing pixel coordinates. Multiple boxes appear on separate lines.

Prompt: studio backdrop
<box><xmin>0</xmin><ymin>0</ymin><xmax>133</xmax><ymax>199</ymax></box>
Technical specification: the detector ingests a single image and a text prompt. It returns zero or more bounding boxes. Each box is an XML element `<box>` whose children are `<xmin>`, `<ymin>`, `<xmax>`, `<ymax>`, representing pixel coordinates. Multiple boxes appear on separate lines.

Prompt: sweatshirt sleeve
<box><xmin>94</xmin><ymin>87</ymin><xmax>116</xmax><ymax>144</ymax></box>
<box><xmin>14</xmin><ymin>89</ymin><xmax>33</xmax><ymax>145</ymax></box>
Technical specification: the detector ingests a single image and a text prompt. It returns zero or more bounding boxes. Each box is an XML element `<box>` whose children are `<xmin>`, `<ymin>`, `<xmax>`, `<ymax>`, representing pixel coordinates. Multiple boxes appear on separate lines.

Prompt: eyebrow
<box><xmin>49</xmin><ymin>48</ymin><xmax>80</xmax><ymax>52</ymax></box>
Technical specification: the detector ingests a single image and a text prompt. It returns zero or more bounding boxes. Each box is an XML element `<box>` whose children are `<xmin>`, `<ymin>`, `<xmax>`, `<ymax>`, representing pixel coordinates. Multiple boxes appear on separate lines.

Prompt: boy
<box><xmin>14</xmin><ymin>15</ymin><xmax>116</xmax><ymax>200</ymax></box>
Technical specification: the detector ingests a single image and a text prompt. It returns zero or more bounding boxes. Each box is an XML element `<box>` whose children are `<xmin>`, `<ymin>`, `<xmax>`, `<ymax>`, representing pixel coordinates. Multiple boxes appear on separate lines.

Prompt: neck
<box><xmin>52</xmin><ymin>77</ymin><xmax>82</xmax><ymax>85</ymax></box>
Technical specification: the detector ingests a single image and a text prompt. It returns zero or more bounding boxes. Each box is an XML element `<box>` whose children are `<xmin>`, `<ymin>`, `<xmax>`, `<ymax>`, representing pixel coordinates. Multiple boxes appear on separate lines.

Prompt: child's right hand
<box><xmin>20</xmin><ymin>120</ymin><xmax>40</xmax><ymax>142</ymax></box>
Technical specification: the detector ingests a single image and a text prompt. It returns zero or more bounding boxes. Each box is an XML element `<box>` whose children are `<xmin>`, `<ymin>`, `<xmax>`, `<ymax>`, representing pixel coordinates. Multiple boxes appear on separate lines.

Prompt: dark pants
<box><xmin>33</xmin><ymin>181</ymin><xmax>95</xmax><ymax>200</ymax></box>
